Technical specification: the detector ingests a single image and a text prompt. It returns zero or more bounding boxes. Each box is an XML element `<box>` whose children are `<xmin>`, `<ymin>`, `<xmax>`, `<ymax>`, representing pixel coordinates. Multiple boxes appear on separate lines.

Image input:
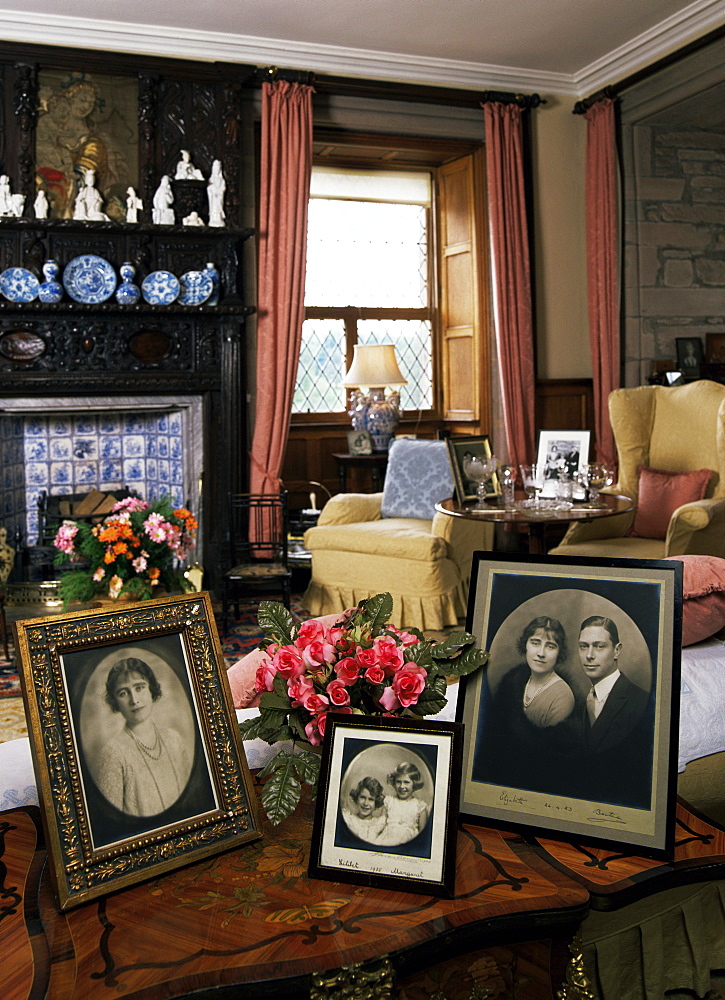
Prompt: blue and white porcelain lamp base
<box><xmin>349</xmin><ymin>388</ymin><xmax>402</xmax><ymax>452</ymax></box>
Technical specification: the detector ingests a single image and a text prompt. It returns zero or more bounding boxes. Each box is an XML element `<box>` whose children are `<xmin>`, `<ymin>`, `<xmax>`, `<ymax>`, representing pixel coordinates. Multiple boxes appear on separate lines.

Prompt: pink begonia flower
<box><xmin>392</xmin><ymin>665</ymin><xmax>428</xmax><ymax>707</ymax></box>
<box><xmin>296</xmin><ymin>619</ymin><xmax>328</xmax><ymax>649</ymax></box>
<box><xmin>271</xmin><ymin>645</ymin><xmax>305</xmax><ymax>679</ymax></box>
<box><xmin>326</xmin><ymin>678</ymin><xmax>351</xmax><ymax>707</ymax></box>
<box><xmin>355</xmin><ymin>646</ymin><xmax>379</xmax><ymax>669</ymax></box>
<box><xmin>334</xmin><ymin>657</ymin><xmax>360</xmax><ymax>685</ymax></box>
<box><xmin>287</xmin><ymin>674</ymin><xmax>315</xmax><ymax>707</ymax></box>
<box><xmin>132</xmin><ymin>555</ymin><xmax>148</xmax><ymax>573</ymax></box>
<box><xmin>373</xmin><ymin>635</ymin><xmax>404</xmax><ymax>674</ymax></box>
<box><xmin>306</xmin><ymin>707</ymin><xmax>352</xmax><ymax>745</ymax></box>
<box><xmin>389</xmin><ymin>628</ymin><xmax>420</xmax><ymax>647</ymax></box>
<box><xmin>255</xmin><ymin>659</ymin><xmax>277</xmax><ymax>693</ymax></box>
<box><xmin>363</xmin><ymin>665</ymin><xmax>386</xmax><ymax>686</ymax></box>
<box><xmin>302</xmin><ymin>639</ymin><xmax>336</xmax><ymax>669</ymax></box>
<box><xmin>301</xmin><ymin>691</ymin><xmax>329</xmax><ymax>715</ymax></box>
<box><xmin>379</xmin><ymin>686</ymin><xmax>401</xmax><ymax>712</ymax></box>
<box><xmin>93</xmin><ymin>566</ymin><xmax>106</xmax><ymax>582</ymax></box>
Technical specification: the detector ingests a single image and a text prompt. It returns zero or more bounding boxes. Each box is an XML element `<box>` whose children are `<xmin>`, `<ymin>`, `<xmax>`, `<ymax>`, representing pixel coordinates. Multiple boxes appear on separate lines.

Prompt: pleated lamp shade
<box><xmin>343</xmin><ymin>344</ymin><xmax>407</xmax><ymax>389</ymax></box>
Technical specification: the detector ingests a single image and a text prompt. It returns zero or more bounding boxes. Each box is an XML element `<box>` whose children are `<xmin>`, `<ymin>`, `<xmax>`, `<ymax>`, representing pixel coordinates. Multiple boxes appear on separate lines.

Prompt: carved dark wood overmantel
<box><xmin>0</xmin><ymin>41</ymin><xmax>258</xmax><ymax>594</ymax></box>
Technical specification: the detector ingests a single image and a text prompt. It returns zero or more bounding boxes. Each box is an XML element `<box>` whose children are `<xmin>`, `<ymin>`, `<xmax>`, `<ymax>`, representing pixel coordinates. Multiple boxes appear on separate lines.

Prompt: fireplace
<box><xmin>0</xmin><ymin>219</ymin><xmax>253</xmax><ymax>594</ymax></box>
<box><xmin>0</xmin><ymin>395</ymin><xmax>204</xmax><ymax>552</ymax></box>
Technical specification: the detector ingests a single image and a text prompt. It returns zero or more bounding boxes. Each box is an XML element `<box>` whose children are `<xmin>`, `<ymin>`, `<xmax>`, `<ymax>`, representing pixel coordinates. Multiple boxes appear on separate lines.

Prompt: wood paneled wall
<box><xmin>283</xmin><ymin>379</ymin><xmax>594</xmax><ymax>513</ymax></box>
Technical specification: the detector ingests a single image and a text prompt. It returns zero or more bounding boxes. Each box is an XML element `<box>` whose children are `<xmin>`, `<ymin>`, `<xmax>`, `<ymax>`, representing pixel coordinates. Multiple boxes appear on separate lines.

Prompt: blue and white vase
<box><xmin>115</xmin><ymin>262</ymin><xmax>141</xmax><ymax>305</ymax></box>
<box><xmin>205</xmin><ymin>261</ymin><xmax>220</xmax><ymax>306</ymax></box>
<box><xmin>38</xmin><ymin>260</ymin><xmax>63</xmax><ymax>304</ymax></box>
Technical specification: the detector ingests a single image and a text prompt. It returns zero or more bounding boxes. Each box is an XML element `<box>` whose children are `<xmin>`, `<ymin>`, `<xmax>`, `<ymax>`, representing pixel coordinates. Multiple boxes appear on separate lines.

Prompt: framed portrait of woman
<box><xmin>458</xmin><ymin>552</ymin><xmax>682</xmax><ymax>858</ymax></box>
<box><xmin>15</xmin><ymin>591</ymin><xmax>261</xmax><ymax>909</ymax></box>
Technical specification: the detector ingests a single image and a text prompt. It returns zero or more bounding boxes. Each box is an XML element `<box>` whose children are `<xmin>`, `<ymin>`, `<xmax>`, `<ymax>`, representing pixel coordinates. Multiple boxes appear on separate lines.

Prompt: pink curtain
<box><xmin>483</xmin><ymin>102</ymin><xmax>536</xmax><ymax>469</ymax></box>
<box><xmin>584</xmin><ymin>98</ymin><xmax>619</xmax><ymax>466</ymax></box>
<box><xmin>250</xmin><ymin>80</ymin><xmax>314</xmax><ymax>496</ymax></box>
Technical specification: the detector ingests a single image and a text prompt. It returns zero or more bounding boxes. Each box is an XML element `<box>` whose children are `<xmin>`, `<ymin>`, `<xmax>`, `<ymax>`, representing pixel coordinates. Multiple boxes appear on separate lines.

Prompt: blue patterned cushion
<box><xmin>381</xmin><ymin>439</ymin><xmax>454</xmax><ymax>519</ymax></box>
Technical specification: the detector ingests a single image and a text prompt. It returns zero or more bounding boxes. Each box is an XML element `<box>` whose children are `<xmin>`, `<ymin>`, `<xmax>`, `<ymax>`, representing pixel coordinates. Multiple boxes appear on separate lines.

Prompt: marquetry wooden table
<box><xmin>4</xmin><ymin>791</ymin><xmax>725</xmax><ymax>1000</ymax></box>
<box><xmin>1</xmin><ymin>787</ymin><xmax>588</xmax><ymax>1000</ymax></box>
<box><xmin>436</xmin><ymin>493</ymin><xmax>635</xmax><ymax>555</ymax></box>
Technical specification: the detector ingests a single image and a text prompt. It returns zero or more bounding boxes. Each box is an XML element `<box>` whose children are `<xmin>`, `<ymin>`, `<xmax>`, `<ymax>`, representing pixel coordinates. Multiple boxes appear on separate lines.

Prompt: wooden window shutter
<box><xmin>436</xmin><ymin>149</ymin><xmax>491</xmax><ymax>429</ymax></box>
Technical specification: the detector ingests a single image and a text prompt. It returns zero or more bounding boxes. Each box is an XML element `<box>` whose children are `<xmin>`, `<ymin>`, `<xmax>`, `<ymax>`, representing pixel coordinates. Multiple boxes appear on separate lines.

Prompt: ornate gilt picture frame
<box><xmin>15</xmin><ymin>591</ymin><xmax>261</xmax><ymax>909</ymax></box>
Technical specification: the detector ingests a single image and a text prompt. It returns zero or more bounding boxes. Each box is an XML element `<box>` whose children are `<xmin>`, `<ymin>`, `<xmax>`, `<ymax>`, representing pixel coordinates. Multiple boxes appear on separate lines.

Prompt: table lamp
<box><xmin>343</xmin><ymin>344</ymin><xmax>408</xmax><ymax>452</ymax></box>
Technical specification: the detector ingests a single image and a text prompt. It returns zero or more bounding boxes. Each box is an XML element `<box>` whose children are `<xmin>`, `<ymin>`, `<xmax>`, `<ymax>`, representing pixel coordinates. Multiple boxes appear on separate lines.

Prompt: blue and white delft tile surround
<box><xmin>0</xmin><ymin>397</ymin><xmax>203</xmax><ymax>545</ymax></box>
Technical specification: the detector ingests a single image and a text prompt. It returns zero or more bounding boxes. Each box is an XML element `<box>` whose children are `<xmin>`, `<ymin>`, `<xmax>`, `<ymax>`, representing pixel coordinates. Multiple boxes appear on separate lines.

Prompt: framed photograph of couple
<box><xmin>309</xmin><ymin>714</ymin><xmax>462</xmax><ymax>897</ymax></box>
<box><xmin>536</xmin><ymin>430</ymin><xmax>590</xmax><ymax>498</ymax></box>
<box><xmin>15</xmin><ymin>591</ymin><xmax>262</xmax><ymax>909</ymax></box>
<box><xmin>458</xmin><ymin>553</ymin><xmax>682</xmax><ymax>858</ymax></box>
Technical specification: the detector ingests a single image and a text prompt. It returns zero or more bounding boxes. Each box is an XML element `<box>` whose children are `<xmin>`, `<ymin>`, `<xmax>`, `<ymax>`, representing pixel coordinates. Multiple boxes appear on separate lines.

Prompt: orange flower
<box><xmin>148</xmin><ymin>567</ymin><xmax>161</xmax><ymax>580</ymax></box>
<box><xmin>103</xmin><ymin>550</ymin><xmax>115</xmax><ymax>564</ymax></box>
<box><xmin>114</xmin><ymin>542</ymin><xmax>129</xmax><ymax>555</ymax></box>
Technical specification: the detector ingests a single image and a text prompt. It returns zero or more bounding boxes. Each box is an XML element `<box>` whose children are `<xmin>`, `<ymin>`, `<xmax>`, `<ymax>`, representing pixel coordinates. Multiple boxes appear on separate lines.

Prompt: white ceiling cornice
<box><xmin>0</xmin><ymin>0</ymin><xmax>721</xmax><ymax>98</ymax></box>
<box><xmin>572</xmin><ymin>0</ymin><xmax>725</xmax><ymax>96</ymax></box>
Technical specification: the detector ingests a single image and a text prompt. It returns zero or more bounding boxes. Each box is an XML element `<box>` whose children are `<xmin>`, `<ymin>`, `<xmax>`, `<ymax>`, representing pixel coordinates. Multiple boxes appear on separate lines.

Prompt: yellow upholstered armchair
<box><xmin>549</xmin><ymin>380</ymin><xmax>725</xmax><ymax>559</ymax></box>
<box><xmin>302</xmin><ymin>438</ymin><xmax>494</xmax><ymax>629</ymax></box>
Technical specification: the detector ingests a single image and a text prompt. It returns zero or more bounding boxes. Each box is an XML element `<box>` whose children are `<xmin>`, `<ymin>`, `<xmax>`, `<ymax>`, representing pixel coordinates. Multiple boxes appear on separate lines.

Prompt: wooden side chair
<box><xmin>222</xmin><ymin>492</ymin><xmax>292</xmax><ymax>631</ymax></box>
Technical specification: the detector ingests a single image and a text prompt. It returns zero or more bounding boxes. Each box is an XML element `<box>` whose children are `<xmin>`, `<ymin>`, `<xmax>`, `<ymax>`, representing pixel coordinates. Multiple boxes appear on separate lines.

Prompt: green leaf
<box><xmin>238</xmin><ymin>715</ymin><xmax>263</xmax><ymax>741</ymax></box>
<box><xmin>356</xmin><ymin>593</ymin><xmax>394</xmax><ymax>630</ymax></box>
<box><xmin>257</xmin><ymin>601</ymin><xmax>295</xmax><ymax>645</ymax></box>
<box><xmin>259</xmin><ymin>751</ymin><xmax>303</xmax><ymax>825</ymax></box>
<box><xmin>292</xmin><ymin>748</ymin><xmax>321</xmax><ymax>786</ymax></box>
<box><xmin>431</xmin><ymin>631</ymin><xmax>477</xmax><ymax>658</ymax></box>
<box><xmin>257</xmin><ymin>702</ymin><xmax>289</xmax><ymax>724</ymax></box>
<box><xmin>444</xmin><ymin>646</ymin><xmax>489</xmax><ymax>677</ymax></box>
<box><xmin>288</xmin><ymin>713</ymin><xmax>309</xmax><ymax>741</ymax></box>
<box><xmin>260</xmin><ymin>690</ymin><xmax>292</xmax><ymax>713</ymax></box>
<box><xmin>409</xmin><ymin>674</ymin><xmax>448</xmax><ymax>717</ymax></box>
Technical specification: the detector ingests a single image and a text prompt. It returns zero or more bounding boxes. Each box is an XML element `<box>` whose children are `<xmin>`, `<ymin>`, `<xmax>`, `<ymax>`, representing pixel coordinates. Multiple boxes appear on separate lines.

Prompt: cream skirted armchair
<box><xmin>302</xmin><ymin>439</ymin><xmax>494</xmax><ymax>629</ymax></box>
<box><xmin>550</xmin><ymin>380</ymin><xmax>725</xmax><ymax>559</ymax></box>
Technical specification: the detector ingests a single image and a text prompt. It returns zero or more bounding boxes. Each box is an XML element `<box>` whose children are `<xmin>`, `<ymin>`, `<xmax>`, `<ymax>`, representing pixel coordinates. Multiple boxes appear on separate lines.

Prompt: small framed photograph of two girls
<box><xmin>309</xmin><ymin>714</ymin><xmax>462</xmax><ymax>897</ymax></box>
<box><xmin>458</xmin><ymin>553</ymin><xmax>682</xmax><ymax>859</ymax></box>
<box><xmin>15</xmin><ymin>591</ymin><xmax>262</xmax><ymax>909</ymax></box>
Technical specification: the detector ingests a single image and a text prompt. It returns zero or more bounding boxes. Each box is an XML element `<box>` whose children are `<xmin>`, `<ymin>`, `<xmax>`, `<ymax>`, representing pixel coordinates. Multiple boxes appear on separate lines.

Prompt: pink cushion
<box><xmin>665</xmin><ymin>555</ymin><xmax>725</xmax><ymax>645</ymax></box>
<box><xmin>630</xmin><ymin>466</ymin><xmax>712</xmax><ymax>539</ymax></box>
<box><xmin>226</xmin><ymin>608</ymin><xmax>357</xmax><ymax>709</ymax></box>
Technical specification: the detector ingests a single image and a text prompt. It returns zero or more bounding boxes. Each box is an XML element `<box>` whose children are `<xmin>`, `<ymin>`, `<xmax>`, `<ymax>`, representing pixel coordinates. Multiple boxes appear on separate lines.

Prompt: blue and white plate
<box><xmin>63</xmin><ymin>255</ymin><xmax>117</xmax><ymax>304</ymax></box>
<box><xmin>0</xmin><ymin>267</ymin><xmax>40</xmax><ymax>303</ymax></box>
<box><xmin>178</xmin><ymin>269</ymin><xmax>213</xmax><ymax>306</ymax></box>
<box><xmin>141</xmin><ymin>270</ymin><xmax>180</xmax><ymax>305</ymax></box>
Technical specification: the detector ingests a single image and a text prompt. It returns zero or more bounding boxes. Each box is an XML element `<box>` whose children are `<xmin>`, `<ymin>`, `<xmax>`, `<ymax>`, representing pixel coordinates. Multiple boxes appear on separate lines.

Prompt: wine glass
<box><xmin>463</xmin><ymin>453</ymin><xmax>498</xmax><ymax>508</ymax></box>
<box><xmin>585</xmin><ymin>463</ymin><xmax>614</xmax><ymax>507</ymax></box>
<box><xmin>498</xmin><ymin>464</ymin><xmax>517</xmax><ymax>508</ymax></box>
<box><xmin>519</xmin><ymin>463</ymin><xmax>545</xmax><ymax>508</ymax></box>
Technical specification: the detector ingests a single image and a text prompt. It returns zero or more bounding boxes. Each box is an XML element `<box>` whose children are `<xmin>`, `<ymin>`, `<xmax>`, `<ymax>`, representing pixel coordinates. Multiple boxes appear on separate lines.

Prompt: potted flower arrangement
<box><xmin>241</xmin><ymin>593</ymin><xmax>488</xmax><ymax>825</ymax></box>
<box><xmin>53</xmin><ymin>495</ymin><xmax>198</xmax><ymax>605</ymax></box>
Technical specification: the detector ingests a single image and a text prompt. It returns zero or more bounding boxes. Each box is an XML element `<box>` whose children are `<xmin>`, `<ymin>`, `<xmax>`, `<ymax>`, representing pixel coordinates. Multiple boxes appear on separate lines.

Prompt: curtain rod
<box><xmin>573</xmin><ymin>86</ymin><xmax>617</xmax><ymax>115</ymax></box>
<box><xmin>481</xmin><ymin>90</ymin><xmax>544</xmax><ymax>109</ymax></box>
<box><xmin>250</xmin><ymin>67</ymin><xmax>543</xmax><ymax>109</ymax></box>
<box><xmin>254</xmin><ymin>66</ymin><xmax>316</xmax><ymax>86</ymax></box>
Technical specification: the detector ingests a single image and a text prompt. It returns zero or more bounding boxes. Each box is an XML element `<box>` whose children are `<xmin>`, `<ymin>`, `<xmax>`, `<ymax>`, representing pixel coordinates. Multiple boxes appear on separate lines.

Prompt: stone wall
<box><xmin>624</xmin><ymin>122</ymin><xmax>725</xmax><ymax>384</ymax></box>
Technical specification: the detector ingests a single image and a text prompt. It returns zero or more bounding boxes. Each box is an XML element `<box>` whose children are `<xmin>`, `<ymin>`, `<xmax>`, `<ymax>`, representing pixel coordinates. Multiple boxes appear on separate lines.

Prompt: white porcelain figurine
<box><xmin>125</xmin><ymin>186</ymin><xmax>143</xmax><ymax>223</ymax></box>
<box><xmin>182</xmin><ymin>210</ymin><xmax>204</xmax><ymax>227</ymax></box>
<box><xmin>207</xmin><ymin>159</ymin><xmax>226</xmax><ymax>227</ymax></box>
<box><xmin>34</xmin><ymin>188</ymin><xmax>49</xmax><ymax>219</ymax></box>
<box><xmin>152</xmin><ymin>175</ymin><xmax>175</xmax><ymax>225</ymax></box>
<box><xmin>0</xmin><ymin>175</ymin><xmax>25</xmax><ymax>217</ymax></box>
<box><xmin>174</xmin><ymin>149</ymin><xmax>204</xmax><ymax>181</ymax></box>
<box><xmin>73</xmin><ymin>168</ymin><xmax>109</xmax><ymax>221</ymax></box>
